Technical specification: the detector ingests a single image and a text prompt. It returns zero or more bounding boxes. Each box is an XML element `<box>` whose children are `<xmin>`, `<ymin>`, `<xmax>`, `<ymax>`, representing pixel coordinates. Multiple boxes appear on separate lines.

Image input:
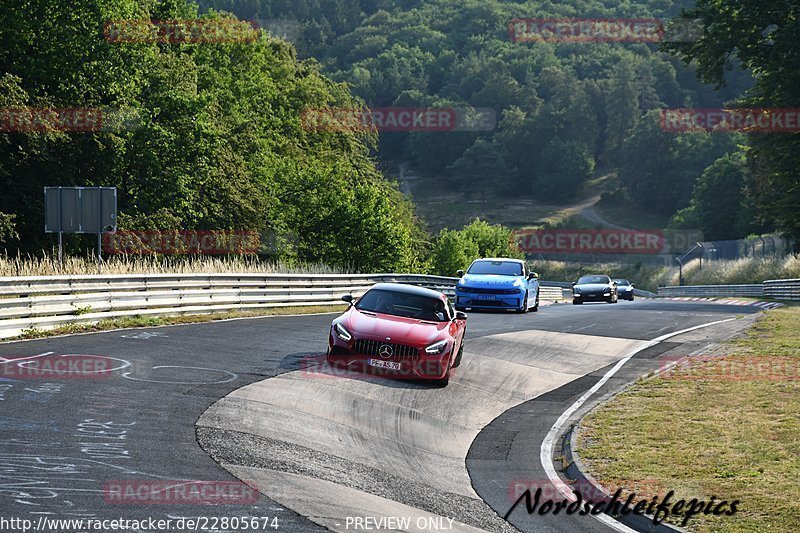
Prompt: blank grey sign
<box><xmin>45</xmin><ymin>187</ymin><xmax>117</xmax><ymax>234</ymax></box>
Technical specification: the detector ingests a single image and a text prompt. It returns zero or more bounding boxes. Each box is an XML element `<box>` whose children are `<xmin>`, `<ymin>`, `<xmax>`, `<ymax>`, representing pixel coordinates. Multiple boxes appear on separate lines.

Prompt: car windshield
<box><xmin>467</xmin><ymin>261</ymin><xmax>523</xmax><ymax>276</ymax></box>
<box><xmin>356</xmin><ymin>289</ymin><xmax>448</xmax><ymax>321</ymax></box>
<box><xmin>614</xmin><ymin>279</ymin><xmax>630</xmax><ymax>286</ymax></box>
<box><xmin>578</xmin><ymin>275</ymin><xmax>611</xmax><ymax>285</ymax></box>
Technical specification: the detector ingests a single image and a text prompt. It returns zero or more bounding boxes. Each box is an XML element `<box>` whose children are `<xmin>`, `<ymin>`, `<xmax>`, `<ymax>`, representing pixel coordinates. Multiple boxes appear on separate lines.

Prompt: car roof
<box><xmin>368</xmin><ymin>283</ymin><xmax>447</xmax><ymax>300</ymax></box>
<box><xmin>471</xmin><ymin>257</ymin><xmax>525</xmax><ymax>263</ymax></box>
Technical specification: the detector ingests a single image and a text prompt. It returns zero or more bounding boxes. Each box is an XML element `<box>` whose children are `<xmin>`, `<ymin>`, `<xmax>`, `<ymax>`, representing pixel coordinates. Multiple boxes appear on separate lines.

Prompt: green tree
<box><xmin>429</xmin><ymin>218</ymin><xmax>522</xmax><ymax>276</ymax></box>
<box><xmin>671</xmin><ymin>152</ymin><xmax>764</xmax><ymax>240</ymax></box>
<box><xmin>429</xmin><ymin>229</ymin><xmax>478</xmax><ymax>277</ymax></box>
<box><xmin>664</xmin><ymin>0</ymin><xmax>800</xmax><ymax>247</ymax></box>
<box><xmin>0</xmin><ymin>212</ymin><xmax>17</xmax><ymax>245</ymax></box>
<box><xmin>460</xmin><ymin>218</ymin><xmax>523</xmax><ymax>259</ymax></box>
<box><xmin>0</xmin><ymin>0</ymin><xmax>428</xmax><ymax>272</ymax></box>
<box><xmin>536</xmin><ymin>138</ymin><xmax>595</xmax><ymax>201</ymax></box>
<box><xmin>620</xmin><ymin>111</ymin><xmax>736</xmax><ymax>215</ymax></box>
<box><xmin>604</xmin><ymin>62</ymin><xmax>640</xmax><ymax>165</ymax></box>
<box><xmin>448</xmin><ymin>138</ymin><xmax>512</xmax><ymax>201</ymax></box>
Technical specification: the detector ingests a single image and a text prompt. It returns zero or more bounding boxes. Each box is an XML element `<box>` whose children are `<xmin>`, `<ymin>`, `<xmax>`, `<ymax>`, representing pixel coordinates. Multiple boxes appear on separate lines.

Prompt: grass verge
<box><xmin>577</xmin><ymin>305</ymin><xmax>800</xmax><ymax>532</ymax></box>
<box><xmin>11</xmin><ymin>305</ymin><xmax>347</xmax><ymax>341</ymax></box>
<box><xmin>0</xmin><ymin>254</ymin><xmax>346</xmax><ymax>277</ymax></box>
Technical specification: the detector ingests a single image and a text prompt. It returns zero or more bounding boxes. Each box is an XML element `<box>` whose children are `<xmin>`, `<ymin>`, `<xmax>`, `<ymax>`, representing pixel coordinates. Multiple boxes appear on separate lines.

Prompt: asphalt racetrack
<box><xmin>0</xmin><ymin>299</ymin><xmax>760</xmax><ymax>532</ymax></box>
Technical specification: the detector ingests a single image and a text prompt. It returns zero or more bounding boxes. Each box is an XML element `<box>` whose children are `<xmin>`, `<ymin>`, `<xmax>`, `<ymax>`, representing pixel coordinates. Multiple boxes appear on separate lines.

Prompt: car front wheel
<box><xmin>516</xmin><ymin>291</ymin><xmax>529</xmax><ymax>313</ymax></box>
<box><xmin>453</xmin><ymin>340</ymin><xmax>464</xmax><ymax>368</ymax></box>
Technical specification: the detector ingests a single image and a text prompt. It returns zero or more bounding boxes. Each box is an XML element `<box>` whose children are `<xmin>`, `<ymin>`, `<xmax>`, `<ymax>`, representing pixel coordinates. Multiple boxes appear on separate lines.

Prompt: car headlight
<box><xmin>573</xmin><ymin>288</ymin><xmax>581</xmax><ymax>294</ymax></box>
<box><xmin>425</xmin><ymin>340</ymin><xmax>448</xmax><ymax>355</ymax></box>
<box><xmin>334</xmin><ymin>323</ymin><xmax>352</xmax><ymax>342</ymax></box>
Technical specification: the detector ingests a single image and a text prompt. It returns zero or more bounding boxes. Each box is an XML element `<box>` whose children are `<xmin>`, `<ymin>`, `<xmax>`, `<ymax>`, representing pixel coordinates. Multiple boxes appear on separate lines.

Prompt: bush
<box><xmin>429</xmin><ymin>230</ymin><xmax>479</xmax><ymax>277</ymax></box>
<box><xmin>0</xmin><ymin>212</ymin><xmax>17</xmax><ymax>244</ymax></box>
<box><xmin>429</xmin><ymin>219</ymin><xmax>522</xmax><ymax>276</ymax></box>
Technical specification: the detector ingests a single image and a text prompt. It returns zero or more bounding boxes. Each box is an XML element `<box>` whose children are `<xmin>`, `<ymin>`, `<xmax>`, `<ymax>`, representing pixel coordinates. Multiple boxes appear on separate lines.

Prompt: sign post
<box><xmin>44</xmin><ymin>187</ymin><xmax>117</xmax><ymax>271</ymax></box>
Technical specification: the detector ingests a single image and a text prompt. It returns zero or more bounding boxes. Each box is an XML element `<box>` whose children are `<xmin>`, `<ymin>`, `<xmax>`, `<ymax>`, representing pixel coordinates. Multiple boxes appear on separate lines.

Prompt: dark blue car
<box><xmin>454</xmin><ymin>258</ymin><xmax>540</xmax><ymax>313</ymax></box>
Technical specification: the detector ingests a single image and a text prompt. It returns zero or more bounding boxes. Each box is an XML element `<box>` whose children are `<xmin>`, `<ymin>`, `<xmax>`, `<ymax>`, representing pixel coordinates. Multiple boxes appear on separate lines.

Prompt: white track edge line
<box><xmin>539</xmin><ymin>317</ymin><xmax>737</xmax><ymax>533</ymax></box>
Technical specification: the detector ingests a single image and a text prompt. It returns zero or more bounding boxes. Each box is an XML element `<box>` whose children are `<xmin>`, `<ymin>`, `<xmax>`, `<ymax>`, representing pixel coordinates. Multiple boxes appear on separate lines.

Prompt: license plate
<box><xmin>368</xmin><ymin>359</ymin><xmax>401</xmax><ymax>370</ymax></box>
<box><xmin>476</xmin><ymin>294</ymin><xmax>496</xmax><ymax>300</ymax></box>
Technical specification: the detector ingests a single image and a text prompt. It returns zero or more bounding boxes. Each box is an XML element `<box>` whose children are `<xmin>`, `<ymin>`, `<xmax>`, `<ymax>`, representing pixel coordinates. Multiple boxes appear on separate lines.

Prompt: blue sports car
<box><xmin>454</xmin><ymin>258</ymin><xmax>540</xmax><ymax>313</ymax></box>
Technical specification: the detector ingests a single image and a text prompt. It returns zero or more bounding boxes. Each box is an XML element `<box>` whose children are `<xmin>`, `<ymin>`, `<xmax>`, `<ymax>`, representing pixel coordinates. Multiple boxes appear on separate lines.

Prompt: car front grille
<box><xmin>459</xmin><ymin>286</ymin><xmax>519</xmax><ymax>294</ymax></box>
<box><xmin>353</xmin><ymin>339</ymin><xmax>419</xmax><ymax>359</ymax></box>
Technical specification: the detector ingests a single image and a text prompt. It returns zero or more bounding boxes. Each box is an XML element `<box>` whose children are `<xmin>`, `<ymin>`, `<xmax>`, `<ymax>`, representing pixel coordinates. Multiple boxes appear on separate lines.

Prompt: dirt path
<box><xmin>578</xmin><ymin>196</ymin><xmax>628</xmax><ymax>230</ymax></box>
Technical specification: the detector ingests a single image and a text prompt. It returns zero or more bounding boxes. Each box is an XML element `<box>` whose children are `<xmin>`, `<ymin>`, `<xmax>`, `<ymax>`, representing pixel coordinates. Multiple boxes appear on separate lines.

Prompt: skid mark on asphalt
<box><xmin>122</xmin><ymin>366</ymin><xmax>237</xmax><ymax>385</ymax></box>
<box><xmin>197</xmin><ymin>328</ymin><xmax>648</xmax><ymax>532</ymax></box>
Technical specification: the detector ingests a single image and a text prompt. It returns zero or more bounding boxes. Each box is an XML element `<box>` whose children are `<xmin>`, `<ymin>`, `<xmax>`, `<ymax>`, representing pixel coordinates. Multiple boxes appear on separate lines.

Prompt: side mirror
<box><xmin>630</xmin><ymin>283</ymin><xmax>635</xmax><ymax>288</ymax></box>
<box><xmin>527</xmin><ymin>272</ymin><xmax>538</xmax><ymax>280</ymax></box>
<box><xmin>456</xmin><ymin>270</ymin><xmax>465</xmax><ymax>277</ymax></box>
<box><xmin>571</xmin><ymin>282</ymin><xmax>577</xmax><ymax>286</ymax></box>
<box><xmin>612</xmin><ymin>281</ymin><xmax>618</xmax><ymax>285</ymax></box>
<box><xmin>455</xmin><ymin>311</ymin><xmax>468</xmax><ymax>320</ymax></box>
<box><xmin>341</xmin><ymin>294</ymin><xmax>353</xmax><ymax>305</ymax></box>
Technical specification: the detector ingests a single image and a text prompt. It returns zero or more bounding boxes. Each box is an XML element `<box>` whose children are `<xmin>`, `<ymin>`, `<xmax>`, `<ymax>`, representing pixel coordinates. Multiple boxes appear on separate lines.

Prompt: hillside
<box><xmin>200</xmin><ymin>0</ymin><xmax>756</xmax><ymax>237</ymax></box>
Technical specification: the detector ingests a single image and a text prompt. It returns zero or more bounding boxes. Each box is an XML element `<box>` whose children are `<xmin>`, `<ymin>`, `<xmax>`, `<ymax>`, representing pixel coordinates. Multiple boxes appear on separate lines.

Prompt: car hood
<box><xmin>459</xmin><ymin>274</ymin><xmax>524</xmax><ymax>288</ymax></box>
<box><xmin>345</xmin><ymin>309</ymin><xmax>448</xmax><ymax>345</ymax></box>
<box><xmin>574</xmin><ymin>283</ymin><xmax>613</xmax><ymax>291</ymax></box>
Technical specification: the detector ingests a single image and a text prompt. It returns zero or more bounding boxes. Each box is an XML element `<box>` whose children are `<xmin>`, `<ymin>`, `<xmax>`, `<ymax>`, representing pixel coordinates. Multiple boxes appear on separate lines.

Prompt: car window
<box><xmin>447</xmin><ymin>300</ymin><xmax>455</xmax><ymax>320</ymax></box>
<box><xmin>467</xmin><ymin>260</ymin><xmax>523</xmax><ymax>276</ymax></box>
<box><xmin>356</xmin><ymin>289</ymin><xmax>448</xmax><ymax>321</ymax></box>
<box><xmin>577</xmin><ymin>275</ymin><xmax>611</xmax><ymax>284</ymax></box>
<box><xmin>614</xmin><ymin>279</ymin><xmax>630</xmax><ymax>286</ymax></box>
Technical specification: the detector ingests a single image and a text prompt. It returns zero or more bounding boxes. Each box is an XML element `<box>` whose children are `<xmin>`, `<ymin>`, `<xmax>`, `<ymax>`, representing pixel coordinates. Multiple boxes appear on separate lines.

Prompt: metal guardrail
<box><xmin>763</xmin><ymin>278</ymin><xmax>800</xmax><ymax>300</ymax></box>
<box><xmin>0</xmin><ymin>273</ymin><xmax>567</xmax><ymax>339</ymax></box>
<box><xmin>658</xmin><ymin>280</ymin><xmax>800</xmax><ymax>300</ymax></box>
<box><xmin>658</xmin><ymin>284</ymin><xmax>764</xmax><ymax>298</ymax></box>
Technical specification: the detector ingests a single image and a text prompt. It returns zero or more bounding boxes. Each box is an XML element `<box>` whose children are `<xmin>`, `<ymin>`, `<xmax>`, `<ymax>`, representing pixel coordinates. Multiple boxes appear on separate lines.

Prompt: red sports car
<box><xmin>327</xmin><ymin>283</ymin><xmax>467</xmax><ymax>386</ymax></box>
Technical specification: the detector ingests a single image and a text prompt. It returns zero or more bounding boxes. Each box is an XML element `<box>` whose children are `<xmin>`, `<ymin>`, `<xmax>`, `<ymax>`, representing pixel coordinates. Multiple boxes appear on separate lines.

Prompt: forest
<box><xmin>198</xmin><ymin>0</ymin><xmax>782</xmax><ymax>238</ymax></box>
<box><xmin>1</xmin><ymin>0</ymin><xmax>798</xmax><ymax>273</ymax></box>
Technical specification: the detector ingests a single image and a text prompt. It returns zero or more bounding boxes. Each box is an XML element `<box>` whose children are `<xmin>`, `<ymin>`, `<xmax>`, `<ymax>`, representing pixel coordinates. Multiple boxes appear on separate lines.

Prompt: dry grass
<box><xmin>578</xmin><ymin>306</ymin><xmax>800</xmax><ymax>532</ymax></box>
<box><xmin>0</xmin><ymin>253</ymin><xmax>347</xmax><ymax>277</ymax></box>
<box><xmin>531</xmin><ymin>255</ymin><xmax>800</xmax><ymax>292</ymax></box>
<box><xmin>679</xmin><ymin>255</ymin><xmax>800</xmax><ymax>286</ymax></box>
